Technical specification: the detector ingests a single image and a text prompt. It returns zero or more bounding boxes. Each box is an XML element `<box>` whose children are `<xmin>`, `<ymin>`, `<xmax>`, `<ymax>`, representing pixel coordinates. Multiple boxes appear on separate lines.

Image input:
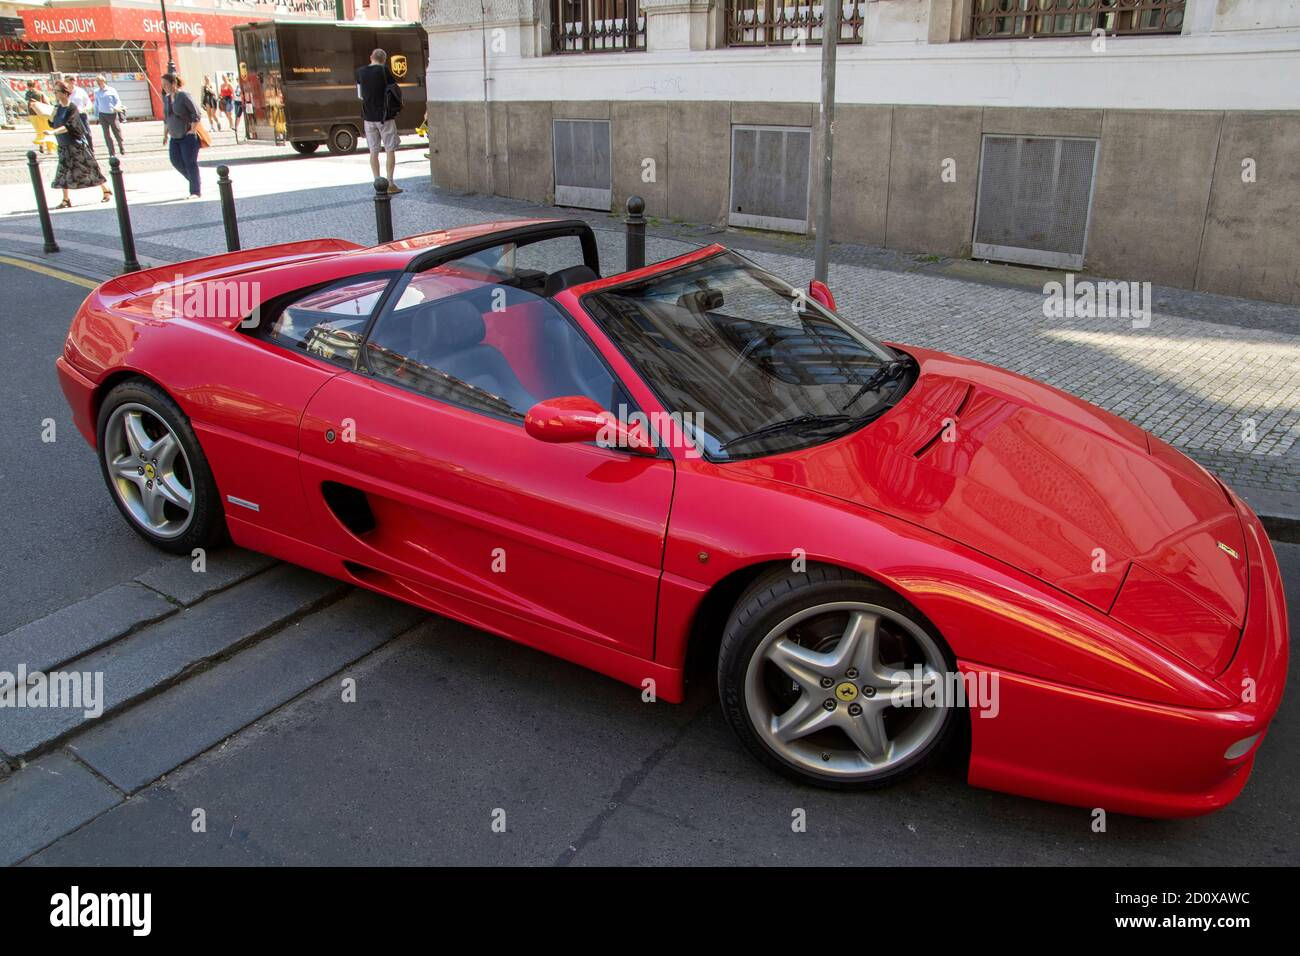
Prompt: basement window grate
<box><xmin>553</xmin><ymin>118</ymin><xmax>612</xmax><ymax>211</ymax></box>
<box><xmin>972</xmin><ymin>134</ymin><xmax>1099</xmax><ymax>271</ymax></box>
<box><xmin>729</xmin><ymin>125</ymin><xmax>812</xmax><ymax>234</ymax></box>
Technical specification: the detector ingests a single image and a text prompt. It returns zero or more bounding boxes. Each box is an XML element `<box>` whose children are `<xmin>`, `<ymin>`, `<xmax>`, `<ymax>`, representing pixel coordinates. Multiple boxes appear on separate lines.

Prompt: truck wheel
<box><xmin>291</xmin><ymin>141</ymin><xmax>320</xmax><ymax>155</ymax></box>
<box><xmin>327</xmin><ymin>126</ymin><xmax>357</xmax><ymax>154</ymax></box>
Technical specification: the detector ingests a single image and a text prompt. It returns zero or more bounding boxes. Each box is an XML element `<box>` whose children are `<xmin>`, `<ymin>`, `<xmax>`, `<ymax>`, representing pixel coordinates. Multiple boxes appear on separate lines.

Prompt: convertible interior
<box><xmin>282</xmin><ymin>255</ymin><xmax>623</xmax><ymax>418</ymax></box>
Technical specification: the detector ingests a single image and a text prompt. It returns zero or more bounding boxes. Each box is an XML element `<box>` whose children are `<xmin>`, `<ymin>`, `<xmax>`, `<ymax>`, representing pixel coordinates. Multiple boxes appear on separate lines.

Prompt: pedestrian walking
<box><xmin>201</xmin><ymin>76</ymin><xmax>220</xmax><ymax>130</ymax></box>
<box><xmin>219</xmin><ymin>74</ymin><xmax>236</xmax><ymax>139</ymax></box>
<box><xmin>161</xmin><ymin>73</ymin><xmax>203</xmax><ymax>199</ymax></box>
<box><xmin>48</xmin><ymin>81</ymin><xmax>111</xmax><ymax>208</ymax></box>
<box><xmin>92</xmin><ymin>74</ymin><xmax>126</xmax><ymax>157</ymax></box>
<box><xmin>60</xmin><ymin>73</ymin><xmax>95</xmax><ymax>155</ymax></box>
<box><xmin>356</xmin><ymin>49</ymin><xmax>402</xmax><ymax>195</ymax></box>
<box><xmin>27</xmin><ymin>90</ymin><xmax>56</xmax><ymax>154</ymax></box>
<box><xmin>233</xmin><ymin>80</ymin><xmax>245</xmax><ymax>137</ymax></box>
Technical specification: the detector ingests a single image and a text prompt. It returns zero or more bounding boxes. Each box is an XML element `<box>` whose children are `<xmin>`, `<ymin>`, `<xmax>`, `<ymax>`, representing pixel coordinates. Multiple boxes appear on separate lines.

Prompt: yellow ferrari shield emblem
<box><xmin>835</xmin><ymin>682</ymin><xmax>858</xmax><ymax>703</ymax></box>
<box><xmin>390</xmin><ymin>54</ymin><xmax>408</xmax><ymax>79</ymax></box>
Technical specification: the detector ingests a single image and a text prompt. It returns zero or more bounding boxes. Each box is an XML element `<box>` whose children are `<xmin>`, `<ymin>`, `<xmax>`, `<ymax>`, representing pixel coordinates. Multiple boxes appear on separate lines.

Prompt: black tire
<box><xmin>718</xmin><ymin>565</ymin><xmax>958</xmax><ymax>790</ymax></box>
<box><xmin>95</xmin><ymin>379</ymin><xmax>226</xmax><ymax>555</ymax></box>
<box><xmin>291</xmin><ymin>140</ymin><xmax>320</xmax><ymax>155</ymax></box>
<box><xmin>327</xmin><ymin>126</ymin><xmax>357</xmax><ymax>154</ymax></box>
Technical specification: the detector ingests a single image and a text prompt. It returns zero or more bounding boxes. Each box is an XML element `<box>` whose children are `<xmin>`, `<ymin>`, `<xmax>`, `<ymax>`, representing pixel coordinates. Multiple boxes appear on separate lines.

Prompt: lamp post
<box><xmin>813</xmin><ymin>0</ymin><xmax>841</xmax><ymax>283</ymax></box>
<box><xmin>159</xmin><ymin>0</ymin><xmax>177</xmax><ymax>74</ymax></box>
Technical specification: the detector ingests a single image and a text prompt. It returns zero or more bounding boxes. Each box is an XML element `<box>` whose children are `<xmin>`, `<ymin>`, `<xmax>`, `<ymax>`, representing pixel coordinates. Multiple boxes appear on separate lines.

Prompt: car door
<box><xmin>296</xmin><ymin>250</ymin><xmax>675</xmax><ymax>661</ymax></box>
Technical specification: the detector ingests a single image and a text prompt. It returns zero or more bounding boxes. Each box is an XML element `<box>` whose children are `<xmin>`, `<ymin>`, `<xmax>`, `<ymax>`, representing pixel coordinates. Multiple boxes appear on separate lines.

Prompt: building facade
<box><xmin>7</xmin><ymin>0</ymin><xmax>418</xmax><ymax>118</ymax></box>
<box><xmin>422</xmin><ymin>0</ymin><xmax>1300</xmax><ymax>305</ymax></box>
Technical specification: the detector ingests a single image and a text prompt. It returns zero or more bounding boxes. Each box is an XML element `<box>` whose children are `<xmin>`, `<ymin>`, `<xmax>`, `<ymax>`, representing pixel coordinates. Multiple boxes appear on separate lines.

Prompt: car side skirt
<box><xmin>226</xmin><ymin>516</ymin><xmax>686</xmax><ymax>703</ymax></box>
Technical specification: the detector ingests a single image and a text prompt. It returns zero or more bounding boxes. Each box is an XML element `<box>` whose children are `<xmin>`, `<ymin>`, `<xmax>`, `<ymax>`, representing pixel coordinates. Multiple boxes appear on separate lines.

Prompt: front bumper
<box><xmin>964</xmin><ymin>493</ymin><xmax>1288</xmax><ymax>818</ymax></box>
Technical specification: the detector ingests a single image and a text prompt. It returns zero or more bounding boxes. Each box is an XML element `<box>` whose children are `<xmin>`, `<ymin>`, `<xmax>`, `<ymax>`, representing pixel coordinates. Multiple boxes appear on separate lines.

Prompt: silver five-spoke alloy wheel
<box><xmin>102</xmin><ymin>403</ymin><xmax>195</xmax><ymax>539</ymax></box>
<box><xmin>743</xmin><ymin>601</ymin><xmax>949</xmax><ymax>781</ymax></box>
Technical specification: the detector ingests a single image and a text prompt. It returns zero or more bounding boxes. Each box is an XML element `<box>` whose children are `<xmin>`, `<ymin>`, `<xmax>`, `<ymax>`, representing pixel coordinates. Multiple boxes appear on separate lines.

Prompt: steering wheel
<box><xmin>725</xmin><ymin>327</ymin><xmax>780</xmax><ymax>379</ymax></box>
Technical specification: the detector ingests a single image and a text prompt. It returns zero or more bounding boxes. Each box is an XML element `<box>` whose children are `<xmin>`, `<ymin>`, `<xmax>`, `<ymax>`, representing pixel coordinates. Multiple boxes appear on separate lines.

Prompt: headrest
<box><xmin>426</xmin><ymin>299</ymin><xmax>485</xmax><ymax>353</ymax></box>
<box><xmin>543</xmin><ymin>265</ymin><xmax>598</xmax><ymax>298</ymax></box>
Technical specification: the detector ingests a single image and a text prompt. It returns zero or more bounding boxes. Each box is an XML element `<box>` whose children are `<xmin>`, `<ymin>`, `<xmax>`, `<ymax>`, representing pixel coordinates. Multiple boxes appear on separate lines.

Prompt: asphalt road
<box><xmin>0</xmin><ymin>262</ymin><xmax>166</xmax><ymax>632</ymax></box>
<box><xmin>4</xmin><ymin>259</ymin><xmax>1296</xmax><ymax>866</ymax></box>
<box><xmin>26</xmin><ymin>554</ymin><xmax>1300</xmax><ymax>865</ymax></box>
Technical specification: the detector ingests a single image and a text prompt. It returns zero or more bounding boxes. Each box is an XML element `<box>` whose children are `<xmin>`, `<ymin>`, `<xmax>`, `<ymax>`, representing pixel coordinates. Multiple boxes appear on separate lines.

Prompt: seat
<box><xmin>410</xmin><ymin>298</ymin><xmax>537</xmax><ymax>413</ymax></box>
<box><xmin>542</xmin><ymin>265</ymin><xmax>598</xmax><ymax>298</ymax></box>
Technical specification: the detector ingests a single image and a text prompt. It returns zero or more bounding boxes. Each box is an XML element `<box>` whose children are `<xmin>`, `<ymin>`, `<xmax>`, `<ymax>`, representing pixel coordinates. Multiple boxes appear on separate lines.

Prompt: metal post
<box><xmin>480</xmin><ymin>0</ymin><xmax>493</xmax><ymax>195</ymax></box>
<box><xmin>813</xmin><ymin>0</ymin><xmax>841</xmax><ymax>283</ymax></box>
<box><xmin>374</xmin><ymin>177</ymin><xmax>393</xmax><ymax>244</ymax></box>
<box><xmin>625</xmin><ymin>195</ymin><xmax>646</xmax><ymax>272</ymax></box>
<box><xmin>108</xmin><ymin>157</ymin><xmax>141</xmax><ymax>273</ymax></box>
<box><xmin>27</xmin><ymin>150</ymin><xmax>59</xmax><ymax>253</ymax></box>
<box><xmin>217</xmin><ymin>165</ymin><xmax>240</xmax><ymax>252</ymax></box>
<box><xmin>160</xmin><ymin>0</ymin><xmax>177</xmax><ymax>74</ymax></box>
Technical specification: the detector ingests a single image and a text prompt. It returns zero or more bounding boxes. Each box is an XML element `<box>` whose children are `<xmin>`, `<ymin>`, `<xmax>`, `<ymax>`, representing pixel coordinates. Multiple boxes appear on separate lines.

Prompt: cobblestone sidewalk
<box><xmin>3</xmin><ymin>157</ymin><xmax>1296</xmax><ymax>498</ymax></box>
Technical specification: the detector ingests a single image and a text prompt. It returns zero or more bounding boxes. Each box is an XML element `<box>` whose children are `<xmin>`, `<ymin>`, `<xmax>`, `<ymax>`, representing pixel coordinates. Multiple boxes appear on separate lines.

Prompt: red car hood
<box><xmin>741</xmin><ymin>346</ymin><xmax>1248</xmax><ymax>673</ymax></box>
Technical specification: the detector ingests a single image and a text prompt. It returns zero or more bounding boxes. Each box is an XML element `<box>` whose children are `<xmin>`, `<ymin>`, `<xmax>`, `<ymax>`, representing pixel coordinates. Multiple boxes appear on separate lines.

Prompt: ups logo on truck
<box><xmin>390</xmin><ymin>54</ymin><xmax>408</xmax><ymax>79</ymax></box>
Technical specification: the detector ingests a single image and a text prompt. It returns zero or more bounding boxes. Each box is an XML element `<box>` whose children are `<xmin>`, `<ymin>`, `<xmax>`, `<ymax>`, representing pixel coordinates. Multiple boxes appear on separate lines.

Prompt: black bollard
<box><xmin>27</xmin><ymin>150</ymin><xmax>59</xmax><ymax>253</ymax></box>
<box><xmin>217</xmin><ymin>165</ymin><xmax>241</xmax><ymax>252</ymax></box>
<box><xmin>108</xmin><ymin>158</ymin><xmax>141</xmax><ymax>274</ymax></box>
<box><xmin>625</xmin><ymin>195</ymin><xmax>646</xmax><ymax>272</ymax></box>
<box><xmin>373</xmin><ymin>177</ymin><xmax>393</xmax><ymax>244</ymax></box>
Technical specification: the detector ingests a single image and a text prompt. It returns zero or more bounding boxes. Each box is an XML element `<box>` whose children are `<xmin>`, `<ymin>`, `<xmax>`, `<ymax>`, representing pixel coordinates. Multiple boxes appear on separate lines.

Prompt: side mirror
<box><xmin>808</xmin><ymin>279</ymin><xmax>837</xmax><ymax>312</ymax></box>
<box><xmin>524</xmin><ymin>396</ymin><xmax>657</xmax><ymax>456</ymax></box>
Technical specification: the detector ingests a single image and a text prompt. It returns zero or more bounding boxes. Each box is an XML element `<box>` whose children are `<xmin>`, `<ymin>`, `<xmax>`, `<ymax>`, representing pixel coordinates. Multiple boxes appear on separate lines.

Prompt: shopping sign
<box><xmin>20</xmin><ymin>7</ymin><xmax>268</xmax><ymax>47</ymax></box>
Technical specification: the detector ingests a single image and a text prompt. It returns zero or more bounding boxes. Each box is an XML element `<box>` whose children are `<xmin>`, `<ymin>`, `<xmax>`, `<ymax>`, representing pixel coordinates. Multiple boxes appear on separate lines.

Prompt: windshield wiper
<box><xmin>841</xmin><ymin>355</ymin><xmax>917</xmax><ymax>412</ymax></box>
<box><xmin>720</xmin><ymin>413</ymin><xmax>858</xmax><ymax>451</ymax></box>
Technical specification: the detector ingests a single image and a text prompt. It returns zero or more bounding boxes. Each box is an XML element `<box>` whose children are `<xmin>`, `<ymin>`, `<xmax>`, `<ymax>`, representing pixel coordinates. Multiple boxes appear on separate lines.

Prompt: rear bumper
<box><xmin>56</xmin><ymin>354</ymin><xmax>98</xmax><ymax>447</ymax></box>
<box><xmin>965</xmin><ymin>496</ymin><xmax>1288</xmax><ymax>818</ymax></box>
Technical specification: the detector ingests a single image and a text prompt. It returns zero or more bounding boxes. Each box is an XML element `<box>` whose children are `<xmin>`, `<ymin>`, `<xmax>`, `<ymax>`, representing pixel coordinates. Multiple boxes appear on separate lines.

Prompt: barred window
<box><xmin>726</xmin><ymin>1</ymin><xmax>864</xmax><ymax>47</ymax></box>
<box><xmin>971</xmin><ymin>0</ymin><xmax>1186</xmax><ymax>39</ymax></box>
<box><xmin>550</xmin><ymin>0</ymin><xmax>646</xmax><ymax>54</ymax></box>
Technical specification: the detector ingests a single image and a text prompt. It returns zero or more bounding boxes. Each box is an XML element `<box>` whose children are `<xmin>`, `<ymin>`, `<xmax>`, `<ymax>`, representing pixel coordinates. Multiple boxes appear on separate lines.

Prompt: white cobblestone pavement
<box><xmin>2</xmin><ymin>145</ymin><xmax>1296</xmax><ymax>499</ymax></box>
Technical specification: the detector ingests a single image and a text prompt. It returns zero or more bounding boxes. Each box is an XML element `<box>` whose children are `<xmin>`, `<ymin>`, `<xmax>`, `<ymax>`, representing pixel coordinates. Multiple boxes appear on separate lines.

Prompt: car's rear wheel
<box><xmin>291</xmin><ymin>140</ymin><xmax>320</xmax><ymax>155</ymax></box>
<box><xmin>327</xmin><ymin>125</ymin><xmax>357</xmax><ymax>154</ymax></box>
<box><xmin>719</xmin><ymin>566</ymin><xmax>957</xmax><ymax>789</ymax></box>
<box><xmin>96</xmin><ymin>380</ymin><xmax>225</xmax><ymax>555</ymax></box>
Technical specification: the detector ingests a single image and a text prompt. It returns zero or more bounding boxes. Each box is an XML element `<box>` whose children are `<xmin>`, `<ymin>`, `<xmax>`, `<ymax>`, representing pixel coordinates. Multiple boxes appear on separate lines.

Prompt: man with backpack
<box><xmin>356</xmin><ymin>48</ymin><xmax>402</xmax><ymax>195</ymax></box>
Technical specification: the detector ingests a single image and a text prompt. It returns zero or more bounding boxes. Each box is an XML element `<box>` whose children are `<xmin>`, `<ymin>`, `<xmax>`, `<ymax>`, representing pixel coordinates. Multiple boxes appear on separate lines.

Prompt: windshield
<box><xmin>582</xmin><ymin>252</ymin><xmax>914</xmax><ymax>461</ymax></box>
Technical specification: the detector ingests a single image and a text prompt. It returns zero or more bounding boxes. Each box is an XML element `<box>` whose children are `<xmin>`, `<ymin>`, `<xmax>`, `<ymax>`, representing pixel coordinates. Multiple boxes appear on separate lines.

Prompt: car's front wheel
<box><xmin>96</xmin><ymin>379</ymin><xmax>226</xmax><ymax>555</ymax></box>
<box><xmin>718</xmin><ymin>566</ymin><xmax>957</xmax><ymax>789</ymax></box>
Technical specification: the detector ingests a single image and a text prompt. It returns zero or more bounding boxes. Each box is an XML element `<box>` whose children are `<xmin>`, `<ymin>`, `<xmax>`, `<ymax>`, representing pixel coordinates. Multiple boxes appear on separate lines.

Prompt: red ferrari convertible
<box><xmin>57</xmin><ymin>219</ymin><xmax>1287</xmax><ymax>817</ymax></box>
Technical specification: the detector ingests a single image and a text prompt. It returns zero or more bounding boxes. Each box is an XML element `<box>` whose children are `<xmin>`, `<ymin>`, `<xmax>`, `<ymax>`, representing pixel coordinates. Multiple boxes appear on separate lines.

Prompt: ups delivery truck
<box><xmin>233</xmin><ymin>21</ymin><xmax>426</xmax><ymax>155</ymax></box>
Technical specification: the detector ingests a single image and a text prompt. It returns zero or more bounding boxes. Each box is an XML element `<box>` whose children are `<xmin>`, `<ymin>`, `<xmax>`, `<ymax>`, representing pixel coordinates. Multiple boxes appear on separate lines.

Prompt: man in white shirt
<box><xmin>92</xmin><ymin>74</ymin><xmax>126</xmax><ymax>157</ymax></box>
<box><xmin>60</xmin><ymin>73</ymin><xmax>95</xmax><ymax>154</ymax></box>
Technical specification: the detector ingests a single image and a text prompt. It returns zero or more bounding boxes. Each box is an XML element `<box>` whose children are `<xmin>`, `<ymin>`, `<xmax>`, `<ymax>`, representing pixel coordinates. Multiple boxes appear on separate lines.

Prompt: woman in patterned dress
<box><xmin>48</xmin><ymin>82</ymin><xmax>111</xmax><ymax>208</ymax></box>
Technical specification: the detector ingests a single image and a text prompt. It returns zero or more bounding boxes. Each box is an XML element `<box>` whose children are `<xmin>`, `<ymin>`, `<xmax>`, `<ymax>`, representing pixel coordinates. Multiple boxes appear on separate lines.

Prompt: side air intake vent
<box><xmin>915</xmin><ymin>385</ymin><xmax>973</xmax><ymax>459</ymax></box>
<box><xmin>322</xmin><ymin>481</ymin><xmax>376</xmax><ymax>536</ymax></box>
